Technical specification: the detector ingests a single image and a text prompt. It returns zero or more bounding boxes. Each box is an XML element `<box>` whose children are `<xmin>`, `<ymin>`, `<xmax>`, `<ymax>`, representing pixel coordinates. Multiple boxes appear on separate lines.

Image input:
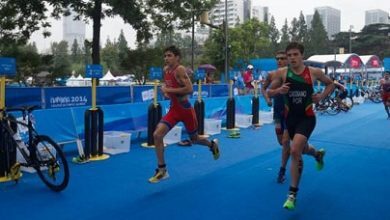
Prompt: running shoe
<box><xmin>283</xmin><ymin>193</ymin><xmax>297</xmax><ymax>210</ymax></box>
<box><xmin>315</xmin><ymin>148</ymin><xmax>326</xmax><ymax>171</ymax></box>
<box><xmin>210</xmin><ymin>139</ymin><xmax>220</xmax><ymax>160</ymax></box>
<box><xmin>148</xmin><ymin>169</ymin><xmax>169</xmax><ymax>183</ymax></box>
<box><xmin>72</xmin><ymin>155</ymin><xmax>89</xmax><ymax>164</ymax></box>
<box><xmin>10</xmin><ymin>163</ymin><xmax>21</xmax><ymax>181</ymax></box>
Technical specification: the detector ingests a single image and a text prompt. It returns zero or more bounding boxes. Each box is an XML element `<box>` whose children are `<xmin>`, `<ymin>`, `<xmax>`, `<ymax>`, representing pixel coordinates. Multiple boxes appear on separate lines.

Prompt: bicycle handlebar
<box><xmin>4</xmin><ymin>105</ymin><xmax>41</xmax><ymax>114</ymax></box>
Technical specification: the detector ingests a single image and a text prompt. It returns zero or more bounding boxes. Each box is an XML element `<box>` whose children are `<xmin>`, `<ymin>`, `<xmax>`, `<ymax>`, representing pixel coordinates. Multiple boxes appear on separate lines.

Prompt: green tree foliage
<box><xmin>203</xmin><ymin>19</ymin><xmax>271</xmax><ymax>72</ymax></box>
<box><xmin>70</xmin><ymin>39</ymin><xmax>83</xmax><ymax>63</ymax></box>
<box><xmin>289</xmin><ymin>18</ymin><xmax>299</xmax><ymax>42</ymax></box>
<box><xmin>297</xmin><ymin>11</ymin><xmax>308</xmax><ymax>44</ymax></box>
<box><xmin>268</xmin><ymin>16</ymin><xmax>280</xmax><ymax>51</ymax></box>
<box><xmin>154</xmin><ymin>32</ymin><xmax>197</xmax><ymax>68</ymax></box>
<box><xmin>0</xmin><ymin>0</ymin><xmax>54</xmax><ymax>44</ymax></box>
<box><xmin>117</xmin><ymin>30</ymin><xmax>129</xmax><ymax>73</ymax></box>
<box><xmin>51</xmin><ymin>41</ymin><xmax>71</xmax><ymax>79</ymax></box>
<box><xmin>306</xmin><ymin>11</ymin><xmax>329</xmax><ymax>57</ymax></box>
<box><xmin>123</xmin><ymin>47</ymin><xmax>163</xmax><ymax>85</ymax></box>
<box><xmin>279</xmin><ymin>19</ymin><xmax>290</xmax><ymax>51</ymax></box>
<box><xmin>0</xmin><ymin>0</ymin><xmax>217</xmax><ymax>65</ymax></box>
<box><xmin>353</xmin><ymin>24</ymin><xmax>390</xmax><ymax>58</ymax></box>
<box><xmin>101</xmin><ymin>38</ymin><xmax>119</xmax><ymax>72</ymax></box>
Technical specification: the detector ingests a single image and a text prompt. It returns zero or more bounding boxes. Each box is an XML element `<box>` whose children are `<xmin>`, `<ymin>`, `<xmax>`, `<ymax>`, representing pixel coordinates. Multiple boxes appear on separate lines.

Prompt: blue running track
<box><xmin>1</xmin><ymin>102</ymin><xmax>389</xmax><ymax>220</ymax></box>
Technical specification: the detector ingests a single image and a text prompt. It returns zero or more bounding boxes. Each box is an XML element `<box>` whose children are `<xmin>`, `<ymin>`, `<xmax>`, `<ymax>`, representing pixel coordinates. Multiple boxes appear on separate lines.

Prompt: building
<box><xmin>306</xmin><ymin>14</ymin><xmax>313</xmax><ymax>29</ymax></box>
<box><xmin>307</xmin><ymin>6</ymin><xmax>341</xmax><ymax>39</ymax></box>
<box><xmin>252</xmin><ymin>6</ymin><xmax>269</xmax><ymax>23</ymax></box>
<box><xmin>209</xmin><ymin>0</ymin><xmax>251</xmax><ymax>28</ymax></box>
<box><xmin>365</xmin><ymin>9</ymin><xmax>390</xmax><ymax>25</ymax></box>
<box><xmin>63</xmin><ymin>9</ymin><xmax>86</xmax><ymax>51</ymax></box>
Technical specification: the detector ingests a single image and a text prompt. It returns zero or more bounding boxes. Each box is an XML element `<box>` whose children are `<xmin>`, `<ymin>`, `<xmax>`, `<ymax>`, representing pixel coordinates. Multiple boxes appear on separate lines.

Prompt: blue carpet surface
<box><xmin>1</xmin><ymin>102</ymin><xmax>389</xmax><ymax>220</ymax></box>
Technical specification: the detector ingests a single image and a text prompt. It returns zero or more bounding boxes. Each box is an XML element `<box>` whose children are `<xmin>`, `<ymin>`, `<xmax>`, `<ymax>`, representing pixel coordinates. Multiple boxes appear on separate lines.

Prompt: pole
<box><xmin>349</xmin><ymin>25</ymin><xmax>353</xmax><ymax>53</ymax></box>
<box><xmin>191</xmin><ymin>0</ymin><xmax>195</xmax><ymax>71</ymax></box>
<box><xmin>224</xmin><ymin>0</ymin><xmax>228</xmax><ymax>82</ymax></box>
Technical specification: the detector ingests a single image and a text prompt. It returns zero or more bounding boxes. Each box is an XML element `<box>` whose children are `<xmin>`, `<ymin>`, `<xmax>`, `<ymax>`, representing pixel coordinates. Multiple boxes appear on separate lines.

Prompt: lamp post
<box><xmin>349</xmin><ymin>25</ymin><xmax>353</xmax><ymax>53</ymax></box>
<box><xmin>191</xmin><ymin>0</ymin><xmax>195</xmax><ymax>71</ymax></box>
<box><xmin>224</xmin><ymin>0</ymin><xmax>228</xmax><ymax>82</ymax></box>
<box><xmin>200</xmin><ymin>0</ymin><xmax>228</xmax><ymax>81</ymax></box>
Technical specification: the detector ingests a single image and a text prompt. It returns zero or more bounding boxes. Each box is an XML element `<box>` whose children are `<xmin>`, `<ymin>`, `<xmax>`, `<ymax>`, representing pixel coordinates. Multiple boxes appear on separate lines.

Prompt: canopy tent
<box><xmin>101</xmin><ymin>70</ymin><xmax>117</xmax><ymax>85</ymax></box>
<box><xmin>307</xmin><ymin>53</ymin><xmax>364</xmax><ymax>69</ymax></box>
<box><xmin>360</xmin><ymin>55</ymin><xmax>384</xmax><ymax>80</ymax></box>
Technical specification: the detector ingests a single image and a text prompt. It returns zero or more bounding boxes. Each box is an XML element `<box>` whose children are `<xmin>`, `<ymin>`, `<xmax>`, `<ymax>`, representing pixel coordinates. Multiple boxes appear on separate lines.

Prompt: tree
<box><xmin>117</xmin><ymin>30</ymin><xmax>129</xmax><ymax>73</ymax></box>
<box><xmin>0</xmin><ymin>0</ymin><xmax>52</xmax><ymax>44</ymax></box>
<box><xmin>101</xmin><ymin>38</ymin><xmax>119</xmax><ymax>72</ymax></box>
<box><xmin>353</xmin><ymin>24</ymin><xmax>390</xmax><ymax>58</ymax></box>
<box><xmin>306</xmin><ymin>10</ymin><xmax>329</xmax><ymax>56</ymax></box>
<box><xmin>123</xmin><ymin>47</ymin><xmax>163</xmax><ymax>85</ymax></box>
<box><xmin>70</xmin><ymin>39</ymin><xmax>83</xmax><ymax>63</ymax></box>
<box><xmin>268</xmin><ymin>16</ymin><xmax>280</xmax><ymax>51</ymax></box>
<box><xmin>0</xmin><ymin>0</ymin><xmax>218</xmax><ymax>65</ymax></box>
<box><xmin>297</xmin><ymin>11</ymin><xmax>308</xmax><ymax>44</ymax></box>
<box><xmin>289</xmin><ymin>18</ymin><xmax>299</xmax><ymax>42</ymax></box>
<box><xmin>51</xmin><ymin>41</ymin><xmax>71</xmax><ymax>79</ymax></box>
<box><xmin>279</xmin><ymin>19</ymin><xmax>290</xmax><ymax>50</ymax></box>
<box><xmin>203</xmin><ymin>19</ymin><xmax>271</xmax><ymax>72</ymax></box>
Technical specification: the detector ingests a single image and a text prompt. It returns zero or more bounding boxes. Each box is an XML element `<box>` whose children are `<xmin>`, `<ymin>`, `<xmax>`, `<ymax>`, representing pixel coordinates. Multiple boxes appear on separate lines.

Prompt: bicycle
<box><xmin>0</xmin><ymin>106</ymin><xmax>69</xmax><ymax>192</ymax></box>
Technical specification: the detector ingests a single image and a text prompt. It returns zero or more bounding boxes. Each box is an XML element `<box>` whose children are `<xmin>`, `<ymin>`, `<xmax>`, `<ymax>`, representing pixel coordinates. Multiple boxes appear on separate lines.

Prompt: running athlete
<box><xmin>149</xmin><ymin>46</ymin><xmax>220</xmax><ymax>183</ymax></box>
<box><xmin>268</xmin><ymin>42</ymin><xmax>335</xmax><ymax>210</ymax></box>
<box><xmin>380</xmin><ymin>71</ymin><xmax>390</xmax><ymax>118</ymax></box>
<box><xmin>261</xmin><ymin>51</ymin><xmax>290</xmax><ymax>183</ymax></box>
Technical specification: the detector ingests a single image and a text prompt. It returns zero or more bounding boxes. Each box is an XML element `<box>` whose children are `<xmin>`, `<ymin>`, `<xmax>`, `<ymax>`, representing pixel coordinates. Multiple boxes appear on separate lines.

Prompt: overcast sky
<box><xmin>30</xmin><ymin>0</ymin><xmax>389</xmax><ymax>53</ymax></box>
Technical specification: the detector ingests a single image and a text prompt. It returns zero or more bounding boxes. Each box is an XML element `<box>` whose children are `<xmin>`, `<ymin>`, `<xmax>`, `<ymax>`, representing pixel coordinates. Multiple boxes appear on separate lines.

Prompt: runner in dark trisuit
<box><xmin>268</xmin><ymin>42</ymin><xmax>334</xmax><ymax>210</ymax></box>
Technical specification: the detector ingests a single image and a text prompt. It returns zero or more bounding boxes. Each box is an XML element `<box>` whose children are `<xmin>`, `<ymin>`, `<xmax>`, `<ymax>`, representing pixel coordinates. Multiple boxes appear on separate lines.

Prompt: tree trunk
<box><xmin>92</xmin><ymin>0</ymin><xmax>102</xmax><ymax>64</ymax></box>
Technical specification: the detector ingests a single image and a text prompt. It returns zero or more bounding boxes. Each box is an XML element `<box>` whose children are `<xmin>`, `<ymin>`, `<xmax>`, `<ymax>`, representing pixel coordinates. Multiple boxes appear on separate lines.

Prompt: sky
<box><xmin>30</xmin><ymin>0</ymin><xmax>389</xmax><ymax>53</ymax></box>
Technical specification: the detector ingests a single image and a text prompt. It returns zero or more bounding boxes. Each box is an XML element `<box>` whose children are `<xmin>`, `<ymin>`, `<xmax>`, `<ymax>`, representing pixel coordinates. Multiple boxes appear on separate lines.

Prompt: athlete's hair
<box><xmin>164</xmin><ymin>45</ymin><xmax>181</xmax><ymax>57</ymax></box>
<box><xmin>285</xmin><ymin>42</ymin><xmax>304</xmax><ymax>54</ymax></box>
<box><xmin>275</xmin><ymin>50</ymin><xmax>286</xmax><ymax>56</ymax></box>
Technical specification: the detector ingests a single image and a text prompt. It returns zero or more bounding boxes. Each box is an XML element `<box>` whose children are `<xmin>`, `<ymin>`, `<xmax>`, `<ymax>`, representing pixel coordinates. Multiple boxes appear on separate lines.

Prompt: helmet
<box><xmin>247</xmin><ymin>64</ymin><xmax>254</xmax><ymax>70</ymax></box>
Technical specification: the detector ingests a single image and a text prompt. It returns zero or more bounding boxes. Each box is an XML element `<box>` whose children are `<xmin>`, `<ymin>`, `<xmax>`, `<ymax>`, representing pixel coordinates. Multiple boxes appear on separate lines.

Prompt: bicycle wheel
<box><xmin>369</xmin><ymin>92</ymin><xmax>382</xmax><ymax>103</ymax></box>
<box><xmin>342</xmin><ymin>97</ymin><xmax>354</xmax><ymax>110</ymax></box>
<box><xmin>32</xmin><ymin>135</ymin><xmax>69</xmax><ymax>192</ymax></box>
<box><xmin>326</xmin><ymin>101</ymin><xmax>340</xmax><ymax>115</ymax></box>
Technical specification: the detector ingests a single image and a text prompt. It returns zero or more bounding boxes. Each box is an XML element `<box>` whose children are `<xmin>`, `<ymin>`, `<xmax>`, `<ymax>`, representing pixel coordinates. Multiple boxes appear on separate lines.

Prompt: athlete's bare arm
<box><xmin>310</xmin><ymin>67</ymin><xmax>335</xmax><ymax>103</ymax></box>
<box><xmin>261</xmin><ymin>72</ymin><xmax>274</xmax><ymax>106</ymax></box>
<box><xmin>161</xmin><ymin>65</ymin><xmax>193</xmax><ymax>95</ymax></box>
<box><xmin>267</xmin><ymin>68</ymin><xmax>289</xmax><ymax>97</ymax></box>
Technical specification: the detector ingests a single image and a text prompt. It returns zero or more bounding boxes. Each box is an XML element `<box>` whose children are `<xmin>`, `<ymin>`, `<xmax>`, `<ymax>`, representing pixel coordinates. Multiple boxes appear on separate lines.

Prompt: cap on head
<box><xmin>247</xmin><ymin>65</ymin><xmax>254</xmax><ymax>70</ymax></box>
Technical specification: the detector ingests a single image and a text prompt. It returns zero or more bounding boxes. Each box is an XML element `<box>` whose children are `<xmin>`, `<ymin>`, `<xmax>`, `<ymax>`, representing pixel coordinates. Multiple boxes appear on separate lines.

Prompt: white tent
<box><xmin>101</xmin><ymin>70</ymin><xmax>117</xmax><ymax>85</ymax></box>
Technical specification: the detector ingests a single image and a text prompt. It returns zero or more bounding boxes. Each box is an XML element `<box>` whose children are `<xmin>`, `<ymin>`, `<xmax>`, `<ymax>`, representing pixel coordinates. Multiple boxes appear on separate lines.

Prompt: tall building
<box><xmin>365</xmin><ymin>9</ymin><xmax>390</xmax><ymax>25</ymax></box>
<box><xmin>307</xmin><ymin>6</ymin><xmax>341</xmax><ymax>39</ymax></box>
<box><xmin>209</xmin><ymin>0</ymin><xmax>251</xmax><ymax>28</ymax></box>
<box><xmin>306</xmin><ymin>14</ymin><xmax>313</xmax><ymax>29</ymax></box>
<box><xmin>252</xmin><ymin>6</ymin><xmax>269</xmax><ymax>23</ymax></box>
<box><xmin>63</xmin><ymin>9</ymin><xmax>86</xmax><ymax>51</ymax></box>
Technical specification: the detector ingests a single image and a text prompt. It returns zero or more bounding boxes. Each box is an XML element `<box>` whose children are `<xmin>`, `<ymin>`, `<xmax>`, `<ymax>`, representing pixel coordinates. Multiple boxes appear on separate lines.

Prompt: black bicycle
<box><xmin>0</xmin><ymin>106</ymin><xmax>69</xmax><ymax>192</ymax></box>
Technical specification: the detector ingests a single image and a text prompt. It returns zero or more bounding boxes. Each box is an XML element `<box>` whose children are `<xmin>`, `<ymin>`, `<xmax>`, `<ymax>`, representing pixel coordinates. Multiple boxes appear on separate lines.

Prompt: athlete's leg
<box><xmin>153</xmin><ymin>123</ymin><xmax>170</xmax><ymax>167</ymax></box>
<box><xmin>184</xmin><ymin>107</ymin><xmax>220</xmax><ymax>160</ymax></box>
<box><xmin>149</xmin><ymin>122</ymin><xmax>171</xmax><ymax>183</ymax></box>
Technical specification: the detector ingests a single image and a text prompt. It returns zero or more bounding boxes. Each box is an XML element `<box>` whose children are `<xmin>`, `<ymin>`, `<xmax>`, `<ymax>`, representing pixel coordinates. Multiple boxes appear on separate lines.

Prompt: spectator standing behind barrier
<box><xmin>234</xmin><ymin>71</ymin><xmax>245</xmax><ymax>95</ymax></box>
<box><xmin>205</xmin><ymin>72</ymin><xmax>214</xmax><ymax>84</ymax></box>
<box><xmin>148</xmin><ymin>45</ymin><xmax>220</xmax><ymax>184</ymax></box>
<box><xmin>379</xmin><ymin>71</ymin><xmax>390</xmax><ymax>118</ymax></box>
<box><xmin>243</xmin><ymin>65</ymin><xmax>254</xmax><ymax>94</ymax></box>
